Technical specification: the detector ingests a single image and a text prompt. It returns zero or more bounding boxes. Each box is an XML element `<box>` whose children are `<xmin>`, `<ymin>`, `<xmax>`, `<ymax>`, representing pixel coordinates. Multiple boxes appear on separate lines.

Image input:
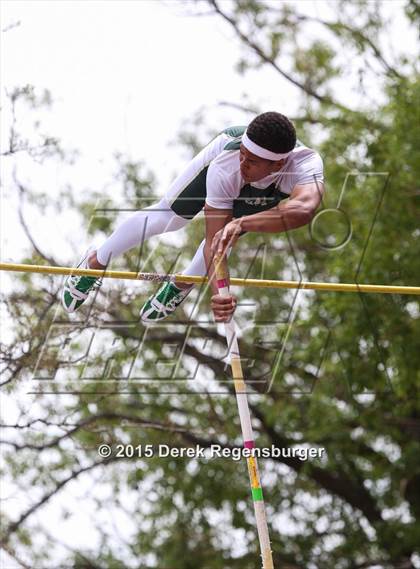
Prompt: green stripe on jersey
<box><xmin>224</xmin><ymin>138</ymin><xmax>242</xmax><ymax>151</ymax></box>
<box><xmin>223</xmin><ymin>125</ymin><xmax>246</xmax><ymax>151</ymax></box>
<box><xmin>223</xmin><ymin>125</ymin><xmax>246</xmax><ymax>138</ymax></box>
<box><xmin>169</xmin><ymin>166</ymin><xmax>209</xmax><ymax>219</ymax></box>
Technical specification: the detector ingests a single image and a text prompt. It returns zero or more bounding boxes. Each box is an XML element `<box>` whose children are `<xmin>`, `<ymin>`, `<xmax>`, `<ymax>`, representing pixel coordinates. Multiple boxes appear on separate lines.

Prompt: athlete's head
<box><xmin>240</xmin><ymin>112</ymin><xmax>296</xmax><ymax>183</ymax></box>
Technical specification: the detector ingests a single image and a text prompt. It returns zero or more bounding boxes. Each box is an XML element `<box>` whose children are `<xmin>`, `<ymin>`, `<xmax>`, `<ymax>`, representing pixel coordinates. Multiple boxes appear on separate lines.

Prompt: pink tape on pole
<box><xmin>244</xmin><ymin>440</ymin><xmax>255</xmax><ymax>449</ymax></box>
<box><xmin>217</xmin><ymin>278</ymin><xmax>229</xmax><ymax>289</ymax></box>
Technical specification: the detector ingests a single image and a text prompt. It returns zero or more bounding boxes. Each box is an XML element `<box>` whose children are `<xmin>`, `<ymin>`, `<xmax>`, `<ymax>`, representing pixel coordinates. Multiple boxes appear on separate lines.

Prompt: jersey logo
<box><xmin>244</xmin><ymin>196</ymin><xmax>272</xmax><ymax>207</ymax></box>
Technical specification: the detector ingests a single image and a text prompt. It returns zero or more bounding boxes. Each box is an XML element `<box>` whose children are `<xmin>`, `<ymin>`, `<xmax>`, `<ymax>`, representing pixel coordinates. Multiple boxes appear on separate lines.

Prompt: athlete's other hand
<box><xmin>211</xmin><ymin>219</ymin><xmax>243</xmax><ymax>256</ymax></box>
<box><xmin>211</xmin><ymin>293</ymin><xmax>237</xmax><ymax>322</ymax></box>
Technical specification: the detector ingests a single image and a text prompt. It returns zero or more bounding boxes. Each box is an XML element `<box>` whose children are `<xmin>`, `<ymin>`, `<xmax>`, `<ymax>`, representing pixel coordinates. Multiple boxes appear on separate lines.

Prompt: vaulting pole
<box><xmin>1</xmin><ymin>262</ymin><xmax>419</xmax><ymax>295</ymax></box>
<box><xmin>214</xmin><ymin>254</ymin><xmax>274</xmax><ymax>569</ymax></box>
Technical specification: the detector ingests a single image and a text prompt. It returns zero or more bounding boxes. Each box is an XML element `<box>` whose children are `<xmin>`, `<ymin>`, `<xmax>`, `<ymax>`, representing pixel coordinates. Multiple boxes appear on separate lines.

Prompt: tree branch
<box><xmin>208</xmin><ymin>0</ymin><xmax>349</xmax><ymax>111</ymax></box>
<box><xmin>15</xmin><ymin>173</ymin><xmax>58</xmax><ymax>266</ymax></box>
<box><xmin>0</xmin><ymin>543</ymin><xmax>32</xmax><ymax>569</ymax></box>
<box><xmin>1</xmin><ymin>458</ymin><xmax>112</xmax><ymax>543</ymax></box>
<box><xmin>294</xmin><ymin>13</ymin><xmax>404</xmax><ymax>80</ymax></box>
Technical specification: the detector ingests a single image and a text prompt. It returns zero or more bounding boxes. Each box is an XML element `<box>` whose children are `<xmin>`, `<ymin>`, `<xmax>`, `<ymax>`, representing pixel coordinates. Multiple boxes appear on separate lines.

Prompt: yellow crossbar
<box><xmin>1</xmin><ymin>262</ymin><xmax>419</xmax><ymax>295</ymax></box>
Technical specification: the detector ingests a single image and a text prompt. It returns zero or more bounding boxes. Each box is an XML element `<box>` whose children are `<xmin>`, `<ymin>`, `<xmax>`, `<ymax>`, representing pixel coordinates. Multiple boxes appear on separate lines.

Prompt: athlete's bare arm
<box><xmin>203</xmin><ymin>204</ymin><xmax>237</xmax><ymax>322</ymax></box>
<box><xmin>212</xmin><ymin>181</ymin><xmax>324</xmax><ymax>254</ymax></box>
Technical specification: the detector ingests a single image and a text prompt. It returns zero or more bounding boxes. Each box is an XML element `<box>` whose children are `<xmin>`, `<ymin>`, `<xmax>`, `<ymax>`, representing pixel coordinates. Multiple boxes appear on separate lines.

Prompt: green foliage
<box><xmin>293</xmin><ymin>40</ymin><xmax>340</xmax><ymax>93</ymax></box>
<box><xmin>1</xmin><ymin>2</ymin><xmax>420</xmax><ymax>568</ymax></box>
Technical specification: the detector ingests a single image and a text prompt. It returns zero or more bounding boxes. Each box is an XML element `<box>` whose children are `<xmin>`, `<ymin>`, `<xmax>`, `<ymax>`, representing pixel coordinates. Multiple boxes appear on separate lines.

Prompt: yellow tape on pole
<box><xmin>1</xmin><ymin>262</ymin><xmax>419</xmax><ymax>295</ymax></box>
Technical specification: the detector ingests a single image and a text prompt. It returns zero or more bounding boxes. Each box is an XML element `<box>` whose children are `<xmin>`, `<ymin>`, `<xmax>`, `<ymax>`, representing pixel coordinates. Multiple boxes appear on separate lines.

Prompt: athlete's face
<box><xmin>239</xmin><ymin>144</ymin><xmax>285</xmax><ymax>184</ymax></box>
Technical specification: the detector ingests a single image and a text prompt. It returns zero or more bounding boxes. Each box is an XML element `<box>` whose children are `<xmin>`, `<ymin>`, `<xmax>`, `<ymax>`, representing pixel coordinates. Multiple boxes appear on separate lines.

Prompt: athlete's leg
<box><xmin>138</xmin><ymin>235</ymin><xmax>206</xmax><ymax>323</ymax></box>
<box><xmin>62</xmin><ymin>198</ymin><xmax>189</xmax><ymax>313</ymax></box>
<box><xmin>175</xmin><ymin>239</ymin><xmax>233</xmax><ymax>284</ymax></box>
<box><xmin>91</xmin><ymin>198</ymin><xmax>188</xmax><ymax>267</ymax></box>
<box><xmin>65</xmin><ymin>132</ymin><xmax>232</xmax><ymax>314</ymax></box>
<box><xmin>140</xmin><ymin>237</ymin><xmax>234</xmax><ymax>323</ymax></box>
<box><xmin>177</xmin><ymin>240</ymin><xmax>208</xmax><ymax>278</ymax></box>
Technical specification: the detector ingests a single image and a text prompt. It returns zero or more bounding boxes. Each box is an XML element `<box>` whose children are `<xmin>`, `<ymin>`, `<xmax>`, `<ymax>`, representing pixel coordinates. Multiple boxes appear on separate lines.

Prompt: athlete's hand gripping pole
<box><xmin>214</xmin><ymin>253</ymin><xmax>274</xmax><ymax>569</ymax></box>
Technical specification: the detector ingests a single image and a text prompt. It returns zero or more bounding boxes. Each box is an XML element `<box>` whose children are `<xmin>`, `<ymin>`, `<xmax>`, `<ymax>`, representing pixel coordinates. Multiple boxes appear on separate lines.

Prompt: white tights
<box><xmin>96</xmin><ymin>198</ymin><xmax>208</xmax><ymax>277</ymax></box>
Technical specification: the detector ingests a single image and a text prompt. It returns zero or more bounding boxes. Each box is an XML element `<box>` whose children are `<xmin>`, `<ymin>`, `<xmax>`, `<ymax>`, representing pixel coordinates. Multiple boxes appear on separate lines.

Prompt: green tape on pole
<box><xmin>252</xmin><ymin>487</ymin><xmax>264</xmax><ymax>501</ymax></box>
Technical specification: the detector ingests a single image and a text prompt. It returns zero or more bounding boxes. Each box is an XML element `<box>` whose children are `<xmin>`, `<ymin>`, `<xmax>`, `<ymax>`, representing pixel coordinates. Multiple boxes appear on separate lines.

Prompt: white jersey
<box><xmin>165</xmin><ymin>126</ymin><xmax>324</xmax><ymax>220</ymax></box>
<box><xmin>206</xmin><ymin>137</ymin><xmax>324</xmax><ymax>210</ymax></box>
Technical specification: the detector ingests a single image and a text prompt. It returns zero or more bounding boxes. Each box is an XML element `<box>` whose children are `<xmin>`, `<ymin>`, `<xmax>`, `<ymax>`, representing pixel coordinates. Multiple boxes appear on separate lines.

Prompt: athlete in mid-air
<box><xmin>62</xmin><ymin>112</ymin><xmax>324</xmax><ymax>322</ymax></box>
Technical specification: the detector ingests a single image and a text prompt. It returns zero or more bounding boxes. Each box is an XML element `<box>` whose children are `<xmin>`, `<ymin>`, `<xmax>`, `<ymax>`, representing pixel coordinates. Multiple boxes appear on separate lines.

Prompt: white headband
<box><xmin>242</xmin><ymin>131</ymin><xmax>292</xmax><ymax>161</ymax></box>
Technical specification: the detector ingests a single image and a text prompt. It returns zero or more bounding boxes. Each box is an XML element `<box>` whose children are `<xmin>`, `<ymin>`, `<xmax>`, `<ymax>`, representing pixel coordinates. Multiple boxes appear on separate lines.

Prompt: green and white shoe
<box><xmin>140</xmin><ymin>281</ymin><xmax>193</xmax><ymax>322</ymax></box>
<box><xmin>61</xmin><ymin>251</ymin><xmax>102</xmax><ymax>313</ymax></box>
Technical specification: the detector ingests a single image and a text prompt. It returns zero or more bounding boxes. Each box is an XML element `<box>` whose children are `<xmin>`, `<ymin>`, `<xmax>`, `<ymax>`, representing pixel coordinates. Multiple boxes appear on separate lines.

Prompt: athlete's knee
<box><xmin>88</xmin><ymin>250</ymin><xmax>106</xmax><ymax>269</ymax></box>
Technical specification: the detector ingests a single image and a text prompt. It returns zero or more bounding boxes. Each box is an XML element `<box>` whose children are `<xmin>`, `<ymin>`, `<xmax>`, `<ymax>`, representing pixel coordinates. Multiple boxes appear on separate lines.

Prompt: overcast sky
<box><xmin>1</xmin><ymin>0</ymin><xmax>297</xmax><ymax>188</ymax></box>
